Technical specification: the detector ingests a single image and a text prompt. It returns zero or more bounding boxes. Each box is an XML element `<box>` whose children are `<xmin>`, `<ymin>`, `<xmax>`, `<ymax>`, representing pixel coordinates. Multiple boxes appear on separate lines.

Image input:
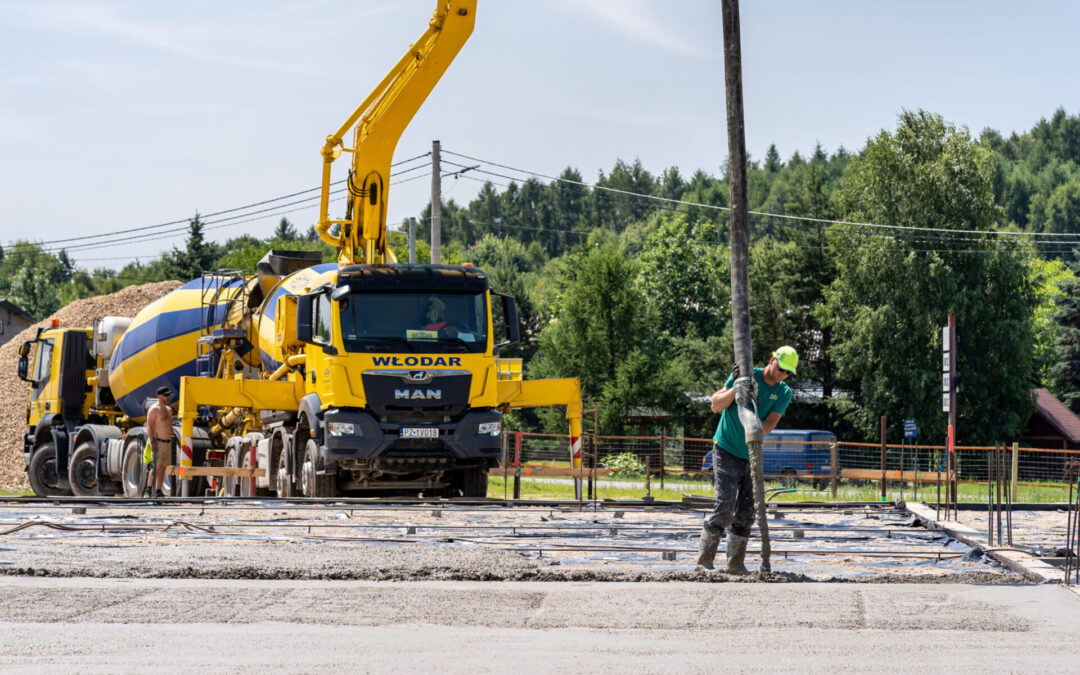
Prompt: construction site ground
<box><xmin>2</xmin><ymin>498</ymin><xmax>1079</xmax><ymax>671</ymax></box>
<box><xmin>0</xmin><ymin>498</ymin><xmax>1045</xmax><ymax>582</ymax></box>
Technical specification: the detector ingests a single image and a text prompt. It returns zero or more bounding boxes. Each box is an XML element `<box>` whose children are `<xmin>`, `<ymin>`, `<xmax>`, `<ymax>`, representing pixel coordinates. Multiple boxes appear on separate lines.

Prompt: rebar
<box><xmin>996</xmin><ymin>443</ymin><xmax>1004</xmax><ymax>546</ymax></box>
<box><xmin>987</xmin><ymin>443</ymin><xmax>995</xmax><ymax>546</ymax></box>
<box><xmin>1066</xmin><ymin>479</ymin><xmax>1075</xmax><ymax>584</ymax></box>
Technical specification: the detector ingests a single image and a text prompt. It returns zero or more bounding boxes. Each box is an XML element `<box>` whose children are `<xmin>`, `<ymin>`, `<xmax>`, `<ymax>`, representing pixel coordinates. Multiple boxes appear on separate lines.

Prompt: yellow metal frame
<box><xmin>498</xmin><ymin>378</ymin><xmax>584</xmax><ymax>470</ymax></box>
<box><xmin>315</xmin><ymin>0</ymin><xmax>477</xmax><ymax>266</ymax></box>
<box><xmin>177</xmin><ymin>376</ymin><xmax>306</xmax><ymax>468</ymax></box>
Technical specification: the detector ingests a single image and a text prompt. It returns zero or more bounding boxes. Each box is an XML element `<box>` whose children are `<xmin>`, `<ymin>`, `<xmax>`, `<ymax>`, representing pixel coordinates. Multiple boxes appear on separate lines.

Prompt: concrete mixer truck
<box><xmin>20</xmin><ymin>0</ymin><xmax>584</xmax><ymax>499</ymax></box>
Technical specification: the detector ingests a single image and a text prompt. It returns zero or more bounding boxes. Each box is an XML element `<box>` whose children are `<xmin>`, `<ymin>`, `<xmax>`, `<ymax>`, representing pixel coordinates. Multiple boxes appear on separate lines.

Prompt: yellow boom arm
<box><xmin>316</xmin><ymin>0</ymin><xmax>477</xmax><ymax>266</ymax></box>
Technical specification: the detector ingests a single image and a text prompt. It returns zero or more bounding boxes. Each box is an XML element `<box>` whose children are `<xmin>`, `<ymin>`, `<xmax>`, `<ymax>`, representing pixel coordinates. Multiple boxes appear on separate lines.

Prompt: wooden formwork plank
<box><xmin>843</xmin><ymin>468</ymin><xmax>952</xmax><ymax>483</ymax></box>
<box><xmin>166</xmin><ymin>466</ymin><xmax>266</xmax><ymax>478</ymax></box>
<box><xmin>517</xmin><ymin>466</ymin><xmax>611</xmax><ymax>478</ymax></box>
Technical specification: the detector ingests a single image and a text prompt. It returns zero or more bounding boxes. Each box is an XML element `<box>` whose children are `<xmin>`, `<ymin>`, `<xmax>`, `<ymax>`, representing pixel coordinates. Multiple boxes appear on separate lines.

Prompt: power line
<box><xmin>49</xmin><ymin>164</ymin><xmax>437</xmax><ymax>256</ymax></box>
<box><xmin>442</xmin><ymin>148</ymin><xmax>1080</xmax><ymax>242</ymax></box>
<box><xmin>9</xmin><ymin>149</ymin><xmax>434</xmax><ymax>251</ymax></box>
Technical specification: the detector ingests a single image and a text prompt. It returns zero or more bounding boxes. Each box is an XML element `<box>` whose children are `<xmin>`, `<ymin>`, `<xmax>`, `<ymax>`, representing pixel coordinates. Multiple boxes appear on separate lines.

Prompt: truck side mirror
<box><xmin>494</xmin><ymin>293</ymin><xmax>519</xmax><ymax>352</ymax></box>
<box><xmin>296</xmin><ymin>294</ymin><xmax>314</xmax><ymax>344</ymax></box>
<box><xmin>17</xmin><ymin>354</ymin><xmax>29</xmax><ymax>382</ymax></box>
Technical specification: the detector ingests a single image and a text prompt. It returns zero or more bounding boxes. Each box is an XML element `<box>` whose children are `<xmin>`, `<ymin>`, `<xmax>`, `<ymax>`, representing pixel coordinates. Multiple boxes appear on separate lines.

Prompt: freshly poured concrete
<box><xmin>0</xmin><ymin>578</ymin><xmax>1076</xmax><ymax>673</ymax></box>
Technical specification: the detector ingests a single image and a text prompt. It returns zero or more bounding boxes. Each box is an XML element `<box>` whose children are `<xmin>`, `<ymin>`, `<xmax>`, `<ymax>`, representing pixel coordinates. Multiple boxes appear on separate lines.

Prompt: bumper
<box><xmin>317</xmin><ymin>408</ymin><xmax>503</xmax><ymax>473</ymax></box>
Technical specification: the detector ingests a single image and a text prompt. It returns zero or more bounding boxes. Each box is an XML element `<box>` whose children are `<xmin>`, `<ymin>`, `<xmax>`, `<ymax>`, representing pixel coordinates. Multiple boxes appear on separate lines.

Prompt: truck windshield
<box><xmin>338</xmin><ymin>291</ymin><xmax>487</xmax><ymax>354</ymax></box>
<box><xmin>31</xmin><ymin>339</ymin><xmax>54</xmax><ymax>401</ymax></box>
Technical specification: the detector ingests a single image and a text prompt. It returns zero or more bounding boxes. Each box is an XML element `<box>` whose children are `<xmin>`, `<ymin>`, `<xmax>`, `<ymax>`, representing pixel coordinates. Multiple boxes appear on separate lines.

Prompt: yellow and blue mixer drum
<box><xmin>108</xmin><ymin>276</ymin><xmax>254</xmax><ymax>418</ymax></box>
<box><xmin>257</xmin><ymin>263</ymin><xmax>338</xmax><ymax>371</ymax></box>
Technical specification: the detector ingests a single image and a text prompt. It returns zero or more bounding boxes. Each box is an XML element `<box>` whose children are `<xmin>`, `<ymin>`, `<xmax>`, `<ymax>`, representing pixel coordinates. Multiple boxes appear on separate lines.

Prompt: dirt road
<box><xmin>0</xmin><ymin>578</ymin><xmax>1074</xmax><ymax>673</ymax></box>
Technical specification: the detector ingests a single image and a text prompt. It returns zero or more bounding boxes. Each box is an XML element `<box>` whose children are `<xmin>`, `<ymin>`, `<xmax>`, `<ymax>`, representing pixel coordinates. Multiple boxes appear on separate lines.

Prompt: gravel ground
<box><xmin>0</xmin><ymin>281</ymin><xmax>182</xmax><ymax>490</ymax></box>
<box><xmin>0</xmin><ymin>501</ymin><xmax>1040</xmax><ymax>583</ymax></box>
<box><xmin>952</xmin><ymin>507</ymin><xmax>1072</xmax><ymax>555</ymax></box>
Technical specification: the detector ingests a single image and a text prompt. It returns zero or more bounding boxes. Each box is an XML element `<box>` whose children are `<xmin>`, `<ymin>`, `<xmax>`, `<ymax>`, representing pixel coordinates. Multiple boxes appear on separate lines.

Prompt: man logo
<box><xmin>407</xmin><ymin>371</ymin><xmax>429</xmax><ymax>381</ymax></box>
<box><xmin>394</xmin><ymin>389</ymin><xmax>442</xmax><ymax>400</ymax></box>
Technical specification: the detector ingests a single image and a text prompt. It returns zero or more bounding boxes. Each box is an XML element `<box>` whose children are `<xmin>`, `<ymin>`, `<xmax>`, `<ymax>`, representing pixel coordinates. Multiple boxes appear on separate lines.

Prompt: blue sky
<box><xmin>1</xmin><ymin>1</ymin><xmax>1078</xmax><ymax>270</ymax></box>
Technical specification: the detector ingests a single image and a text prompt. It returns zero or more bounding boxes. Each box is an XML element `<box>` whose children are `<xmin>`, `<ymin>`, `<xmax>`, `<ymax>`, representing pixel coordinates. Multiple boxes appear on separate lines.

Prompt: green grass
<box><xmin>0</xmin><ymin>489</ymin><xmax>33</xmax><ymax>497</ymax></box>
<box><xmin>488</xmin><ymin>474</ymin><xmax>1075</xmax><ymax>504</ymax></box>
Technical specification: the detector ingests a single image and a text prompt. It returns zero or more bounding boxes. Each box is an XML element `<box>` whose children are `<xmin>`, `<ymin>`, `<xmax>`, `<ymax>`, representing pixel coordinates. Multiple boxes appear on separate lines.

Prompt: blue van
<box><xmin>703</xmin><ymin>429</ymin><xmax>835</xmax><ymax>486</ymax></box>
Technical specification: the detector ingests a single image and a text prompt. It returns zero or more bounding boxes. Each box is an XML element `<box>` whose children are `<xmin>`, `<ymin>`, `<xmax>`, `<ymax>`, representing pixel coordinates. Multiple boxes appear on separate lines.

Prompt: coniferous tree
<box><xmin>164</xmin><ymin>214</ymin><xmax>219</xmax><ymax>281</ymax></box>
<box><xmin>273</xmin><ymin>217</ymin><xmax>298</xmax><ymax>242</ymax></box>
<box><xmin>1052</xmin><ymin>270</ymin><xmax>1080</xmax><ymax>412</ymax></box>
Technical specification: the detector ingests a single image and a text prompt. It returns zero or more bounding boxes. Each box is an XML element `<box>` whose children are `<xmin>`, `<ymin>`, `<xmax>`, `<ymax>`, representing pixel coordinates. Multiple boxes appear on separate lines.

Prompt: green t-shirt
<box><xmin>712</xmin><ymin>367</ymin><xmax>792</xmax><ymax>460</ymax></box>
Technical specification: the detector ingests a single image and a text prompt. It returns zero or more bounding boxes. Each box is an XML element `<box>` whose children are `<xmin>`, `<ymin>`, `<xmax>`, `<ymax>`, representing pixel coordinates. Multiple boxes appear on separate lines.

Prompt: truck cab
<box><xmin>18</xmin><ymin>323</ymin><xmax>93</xmax><ymax>495</ymax></box>
<box><xmin>290</xmin><ymin>263</ymin><xmax>518</xmax><ymax>496</ymax></box>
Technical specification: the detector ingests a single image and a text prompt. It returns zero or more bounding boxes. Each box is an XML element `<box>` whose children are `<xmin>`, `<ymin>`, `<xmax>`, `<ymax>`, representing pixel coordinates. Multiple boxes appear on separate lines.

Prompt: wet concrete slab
<box><xmin>0</xmin><ymin>501</ymin><xmax>1035</xmax><ymax>582</ymax></box>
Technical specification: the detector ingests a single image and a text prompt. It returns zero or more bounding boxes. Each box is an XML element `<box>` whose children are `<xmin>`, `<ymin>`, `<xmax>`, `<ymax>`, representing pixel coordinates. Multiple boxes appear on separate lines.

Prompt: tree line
<box><xmin>6</xmin><ymin>107</ymin><xmax>1080</xmax><ymax>445</ymax></box>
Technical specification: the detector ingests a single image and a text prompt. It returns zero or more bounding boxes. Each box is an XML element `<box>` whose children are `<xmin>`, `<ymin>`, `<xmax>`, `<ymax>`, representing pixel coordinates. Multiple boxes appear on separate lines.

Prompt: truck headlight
<box><xmin>328</xmin><ymin>422</ymin><xmax>358</xmax><ymax>437</ymax></box>
<box><xmin>478</xmin><ymin>422</ymin><xmax>501</xmax><ymax>436</ymax></box>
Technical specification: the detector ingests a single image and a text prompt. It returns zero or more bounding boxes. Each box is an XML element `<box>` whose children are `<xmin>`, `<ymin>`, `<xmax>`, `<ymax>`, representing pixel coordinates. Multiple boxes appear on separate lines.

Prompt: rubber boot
<box><xmin>695</xmin><ymin>524</ymin><xmax>722</xmax><ymax>570</ymax></box>
<box><xmin>725</xmin><ymin>533</ymin><xmax>750</xmax><ymax>575</ymax></box>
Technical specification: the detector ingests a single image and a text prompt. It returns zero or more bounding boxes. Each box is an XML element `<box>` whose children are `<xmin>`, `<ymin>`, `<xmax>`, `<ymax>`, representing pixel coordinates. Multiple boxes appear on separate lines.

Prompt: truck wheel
<box><xmin>224</xmin><ymin>447</ymin><xmax>239</xmax><ymax>497</ymax></box>
<box><xmin>121</xmin><ymin>438</ymin><xmax>145</xmax><ymax>497</ymax></box>
<box><xmin>28</xmin><ymin>443</ymin><xmax>71</xmax><ymax>497</ymax></box>
<box><xmin>240</xmin><ymin>446</ymin><xmax>254</xmax><ymax>498</ymax></box>
<box><xmin>301</xmin><ymin>439</ymin><xmax>335</xmax><ymax>498</ymax></box>
<box><xmin>276</xmin><ymin>449</ymin><xmax>292</xmax><ymax>498</ymax></box>
<box><xmin>68</xmin><ymin>442</ymin><xmax>100</xmax><ymax>497</ymax></box>
<box><xmin>780</xmin><ymin>468</ymin><xmax>797</xmax><ymax>488</ymax></box>
<box><xmin>453</xmin><ymin>467</ymin><xmax>488</xmax><ymax>498</ymax></box>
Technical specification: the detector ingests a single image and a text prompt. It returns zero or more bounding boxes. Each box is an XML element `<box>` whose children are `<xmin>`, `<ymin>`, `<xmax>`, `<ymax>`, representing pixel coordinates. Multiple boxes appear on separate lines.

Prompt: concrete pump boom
<box><xmin>315</xmin><ymin>0</ymin><xmax>477</xmax><ymax>266</ymax></box>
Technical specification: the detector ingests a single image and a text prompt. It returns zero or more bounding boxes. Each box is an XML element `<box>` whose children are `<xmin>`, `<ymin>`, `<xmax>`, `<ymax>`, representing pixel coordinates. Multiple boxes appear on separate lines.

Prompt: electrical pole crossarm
<box><xmin>315</xmin><ymin>0</ymin><xmax>477</xmax><ymax>266</ymax></box>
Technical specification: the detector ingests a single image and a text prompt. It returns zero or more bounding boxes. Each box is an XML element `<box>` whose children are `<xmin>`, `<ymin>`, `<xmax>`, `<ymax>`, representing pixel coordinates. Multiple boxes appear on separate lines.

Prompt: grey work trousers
<box><xmin>705</xmin><ymin>445</ymin><xmax>754</xmax><ymax>538</ymax></box>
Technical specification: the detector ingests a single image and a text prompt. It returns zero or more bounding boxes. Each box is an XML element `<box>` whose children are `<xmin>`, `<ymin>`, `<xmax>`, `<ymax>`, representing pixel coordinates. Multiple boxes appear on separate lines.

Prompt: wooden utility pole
<box><xmin>408</xmin><ymin>217</ymin><xmax>417</xmax><ymax>263</ymax></box>
<box><xmin>431</xmin><ymin>140</ymin><xmax>442</xmax><ymax>264</ymax></box>
<box><xmin>722</xmin><ymin>0</ymin><xmax>770</xmax><ymax>572</ymax></box>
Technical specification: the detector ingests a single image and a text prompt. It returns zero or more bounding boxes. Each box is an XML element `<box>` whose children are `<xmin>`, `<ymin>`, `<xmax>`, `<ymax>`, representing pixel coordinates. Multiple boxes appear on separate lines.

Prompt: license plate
<box><xmin>401</xmin><ymin>427</ymin><xmax>439</xmax><ymax>439</ymax></box>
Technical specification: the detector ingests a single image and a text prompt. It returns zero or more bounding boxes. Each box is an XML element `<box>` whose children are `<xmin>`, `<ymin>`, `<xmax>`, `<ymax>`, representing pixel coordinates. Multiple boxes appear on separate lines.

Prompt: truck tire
<box><xmin>240</xmin><ymin>446</ymin><xmax>254</xmax><ymax>498</ymax></box>
<box><xmin>28</xmin><ymin>443</ymin><xmax>71</xmax><ymax>497</ymax></box>
<box><xmin>276</xmin><ymin>449</ymin><xmax>292</xmax><ymax>498</ymax></box>
<box><xmin>780</xmin><ymin>468</ymin><xmax>797</xmax><ymax>488</ymax></box>
<box><xmin>223</xmin><ymin>447</ymin><xmax>239</xmax><ymax>497</ymax></box>
<box><xmin>121</xmin><ymin>438</ymin><xmax>146</xmax><ymax>497</ymax></box>
<box><xmin>456</xmin><ymin>467</ymin><xmax>489</xmax><ymax>498</ymax></box>
<box><xmin>301</xmin><ymin>439</ymin><xmax>335</xmax><ymax>498</ymax></box>
<box><xmin>68</xmin><ymin>442</ymin><xmax>100</xmax><ymax>497</ymax></box>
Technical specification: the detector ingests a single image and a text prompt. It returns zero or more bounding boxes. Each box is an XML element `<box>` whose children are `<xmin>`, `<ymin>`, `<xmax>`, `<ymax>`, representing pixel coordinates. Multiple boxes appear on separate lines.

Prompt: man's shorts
<box><xmin>152</xmin><ymin>438</ymin><xmax>172</xmax><ymax>468</ymax></box>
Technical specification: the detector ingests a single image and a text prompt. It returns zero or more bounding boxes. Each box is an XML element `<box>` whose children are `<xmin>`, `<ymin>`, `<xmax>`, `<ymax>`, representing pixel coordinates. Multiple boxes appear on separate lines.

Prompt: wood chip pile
<box><xmin>0</xmin><ymin>281</ymin><xmax>183</xmax><ymax>491</ymax></box>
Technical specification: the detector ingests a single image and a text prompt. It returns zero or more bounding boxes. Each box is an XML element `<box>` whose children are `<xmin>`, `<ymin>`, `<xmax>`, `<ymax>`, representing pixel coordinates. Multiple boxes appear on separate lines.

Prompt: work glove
<box><xmin>142</xmin><ymin>438</ymin><xmax>152</xmax><ymax>465</ymax></box>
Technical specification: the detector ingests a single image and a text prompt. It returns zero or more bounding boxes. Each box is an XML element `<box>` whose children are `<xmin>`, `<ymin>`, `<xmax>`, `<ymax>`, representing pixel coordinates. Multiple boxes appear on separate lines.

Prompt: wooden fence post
<box><xmin>659</xmin><ymin>429</ymin><xmax>666</xmax><ymax>490</ymax></box>
<box><xmin>880</xmin><ymin>416</ymin><xmax>887</xmax><ymax>501</ymax></box>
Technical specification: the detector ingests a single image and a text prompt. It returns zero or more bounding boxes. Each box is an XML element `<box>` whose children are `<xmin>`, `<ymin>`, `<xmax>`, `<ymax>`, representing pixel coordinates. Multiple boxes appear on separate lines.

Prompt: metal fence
<box><xmin>504</xmin><ymin>431</ymin><xmax>1080</xmax><ymax>500</ymax></box>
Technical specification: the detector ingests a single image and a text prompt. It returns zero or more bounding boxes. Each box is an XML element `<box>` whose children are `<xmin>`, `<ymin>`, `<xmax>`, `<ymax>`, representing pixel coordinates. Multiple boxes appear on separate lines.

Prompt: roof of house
<box><xmin>0</xmin><ymin>299</ymin><xmax>32</xmax><ymax>321</ymax></box>
<box><xmin>1032</xmin><ymin>388</ymin><xmax>1080</xmax><ymax>444</ymax></box>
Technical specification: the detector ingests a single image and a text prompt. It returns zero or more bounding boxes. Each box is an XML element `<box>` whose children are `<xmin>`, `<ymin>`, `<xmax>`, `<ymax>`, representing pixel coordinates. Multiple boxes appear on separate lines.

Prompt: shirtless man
<box><xmin>145</xmin><ymin>386</ymin><xmax>174</xmax><ymax>498</ymax></box>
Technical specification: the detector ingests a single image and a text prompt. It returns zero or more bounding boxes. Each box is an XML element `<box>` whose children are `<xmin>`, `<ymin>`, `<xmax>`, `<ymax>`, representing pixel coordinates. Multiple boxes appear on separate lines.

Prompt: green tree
<box><xmin>1052</xmin><ymin>267</ymin><xmax>1080</xmax><ymax>412</ymax></box>
<box><xmin>531</xmin><ymin>242</ymin><xmax>655</xmax><ymax>432</ymax></box>
<box><xmin>272</xmin><ymin>217</ymin><xmax>298</xmax><ymax>242</ymax></box>
<box><xmin>1041</xmin><ymin>181</ymin><xmax>1080</xmax><ymax>260</ymax></box>
<box><xmin>822</xmin><ymin>110</ymin><xmax>1037</xmax><ymax>443</ymax></box>
<box><xmin>7</xmin><ymin>250</ymin><xmax>62</xmax><ymax>319</ymax></box>
<box><xmin>636</xmin><ymin>215</ymin><xmax>728</xmax><ymax>339</ymax></box>
<box><xmin>1030</xmin><ymin>258</ymin><xmax>1073</xmax><ymax>388</ymax></box>
<box><xmin>164</xmin><ymin>214</ymin><xmax>219</xmax><ymax>281</ymax></box>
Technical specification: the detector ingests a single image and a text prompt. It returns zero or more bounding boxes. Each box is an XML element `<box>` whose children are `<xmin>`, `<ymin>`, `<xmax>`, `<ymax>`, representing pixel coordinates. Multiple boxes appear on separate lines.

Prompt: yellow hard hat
<box><xmin>773</xmin><ymin>346</ymin><xmax>798</xmax><ymax>375</ymax></box>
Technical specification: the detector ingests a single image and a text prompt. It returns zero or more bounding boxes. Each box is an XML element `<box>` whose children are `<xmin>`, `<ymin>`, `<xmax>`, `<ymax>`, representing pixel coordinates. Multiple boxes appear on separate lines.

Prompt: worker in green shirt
<box><xmin>696</xmin><ymin>346</ymin><xmax>797</xmax><ymax>574</ymax></box>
